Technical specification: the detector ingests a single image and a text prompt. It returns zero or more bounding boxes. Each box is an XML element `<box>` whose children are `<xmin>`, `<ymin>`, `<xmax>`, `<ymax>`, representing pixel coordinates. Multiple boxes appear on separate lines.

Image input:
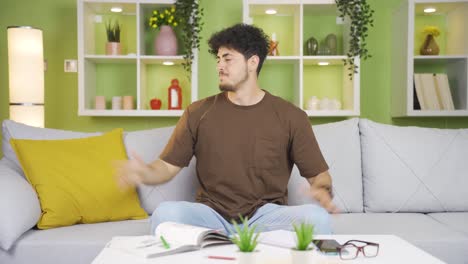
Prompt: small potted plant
<box><xmin>105</xmin><ymin>20</ymin><xmax>121</xmax><ymax>55</ymax></box>
<box><xmin>291</xmin><ymin>222</ymin><xmax>315</xmax><ymax>264</ymax></box>
<box><xmin>230</xmin><ymin>215</ymin><xmax>260</xmax><ymax>264</ymax></box>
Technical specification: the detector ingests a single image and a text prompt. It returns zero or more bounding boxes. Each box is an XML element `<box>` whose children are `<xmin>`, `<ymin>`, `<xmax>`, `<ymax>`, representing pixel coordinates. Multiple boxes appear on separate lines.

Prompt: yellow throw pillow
<box><xmin>10</xmin><ymin>128</ymin><xmax>147</xmax><ymax>229</ymax></box>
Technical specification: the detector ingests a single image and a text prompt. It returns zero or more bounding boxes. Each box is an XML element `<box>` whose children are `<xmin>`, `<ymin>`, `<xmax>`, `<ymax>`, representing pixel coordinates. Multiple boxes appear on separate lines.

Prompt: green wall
<box><xmin>1</xmin><ymin>0</ymin><xmax>468</xmax><ymax>157</ymax></box>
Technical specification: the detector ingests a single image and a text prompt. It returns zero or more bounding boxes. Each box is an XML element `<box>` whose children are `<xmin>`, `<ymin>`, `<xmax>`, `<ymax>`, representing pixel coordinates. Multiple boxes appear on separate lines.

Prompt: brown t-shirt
<box><xmin>159</xmin><ymin>91</ymin><xmax>328</xmax><ymax>221</ymax></box>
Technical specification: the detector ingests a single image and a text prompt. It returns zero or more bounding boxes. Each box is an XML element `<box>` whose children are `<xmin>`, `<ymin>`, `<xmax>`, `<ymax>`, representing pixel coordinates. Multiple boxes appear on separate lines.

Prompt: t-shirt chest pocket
<box><xmin>253</xmin><ymin>135</ymin><xmax>284</xmax><ymax>169</ymax></box>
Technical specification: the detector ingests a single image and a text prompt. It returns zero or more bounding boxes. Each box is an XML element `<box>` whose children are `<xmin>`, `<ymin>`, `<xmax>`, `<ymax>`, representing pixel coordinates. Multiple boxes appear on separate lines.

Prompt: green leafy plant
<box><xmin>148</xmin><ymin>6</ymin><xmax>180</xmax><ymax>29</ymax></box>
<box><xmin>105</xmin><ymin>20</ymin><xmax>121</xmax><ymax>43</ymax></box>
<box><xmin>230</xmin><ymin>215</ymin><xmax>260</xmax><ymax>252</ymax></box>
<box><xmin>174</xmin><ymin>0</ymin><xmax>204</xmax><ymax>73</ymax></box>
<box><xmin>336</xmin><ymin>0</ymin><xmax>375</xmax><ymax>78</ymax></box>
<box><xmin>293</xmin><ymin>222</ymin><xmax>315</xmax><ymax>251</ymax></box>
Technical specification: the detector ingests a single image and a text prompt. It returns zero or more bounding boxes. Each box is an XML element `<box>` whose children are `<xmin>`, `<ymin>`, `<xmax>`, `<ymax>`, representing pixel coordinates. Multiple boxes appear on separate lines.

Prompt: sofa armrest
<box><xmin>0</xmin><ymin>158</ymin><xmax>41</xmax><ymax>251</ymax></box>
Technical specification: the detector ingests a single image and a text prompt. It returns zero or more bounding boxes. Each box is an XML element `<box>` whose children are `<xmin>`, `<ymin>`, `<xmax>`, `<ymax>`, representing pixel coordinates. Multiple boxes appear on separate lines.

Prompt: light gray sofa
<box><xmin>1</xmin><ymin>118</ymin><xmax>467</xmax><ymax>264</ymax></box>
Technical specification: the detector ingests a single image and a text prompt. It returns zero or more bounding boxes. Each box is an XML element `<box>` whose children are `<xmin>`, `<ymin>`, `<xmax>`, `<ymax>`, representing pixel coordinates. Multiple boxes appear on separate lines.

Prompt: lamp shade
<box><xmin>7</xmin><ymin>26</ymin><xmax>44</xmax><ymax>127</ymax></box>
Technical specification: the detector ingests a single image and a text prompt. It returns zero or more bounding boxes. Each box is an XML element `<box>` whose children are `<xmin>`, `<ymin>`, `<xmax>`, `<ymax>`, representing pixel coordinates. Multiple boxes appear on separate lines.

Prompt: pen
<box><xmin>160</xmin><ymin>235</ymin><xmax>170</xmax><ymax>249</ymax></box>
<box><xmin>207</xmin><ymin>255</ymin><xmax>236</xmax><ymax>261</ymax></box>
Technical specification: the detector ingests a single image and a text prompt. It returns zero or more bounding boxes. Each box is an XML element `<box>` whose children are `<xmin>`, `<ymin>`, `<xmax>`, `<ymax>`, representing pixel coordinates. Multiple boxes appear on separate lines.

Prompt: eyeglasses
<box><xmin>337</xmin><ymin>240</ymin><xmax>380</xmax><ymax>260</ymax></box>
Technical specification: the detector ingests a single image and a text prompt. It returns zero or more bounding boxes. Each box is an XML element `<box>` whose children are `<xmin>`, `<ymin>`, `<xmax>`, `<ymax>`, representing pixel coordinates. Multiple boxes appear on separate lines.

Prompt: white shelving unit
<box><xmin>77</xmin><ymin>0</ymin><xmax>198</xmax><ymax>116</ymax></box>
<box><xmin>392</xmin><ymin>0</ymin><xmax>468</xmax><ymax>117</ymax></box>
<box><xmin>243</xmin><ymin>0</ymin><xmax>360</xmax><ymax>117</ymax></box>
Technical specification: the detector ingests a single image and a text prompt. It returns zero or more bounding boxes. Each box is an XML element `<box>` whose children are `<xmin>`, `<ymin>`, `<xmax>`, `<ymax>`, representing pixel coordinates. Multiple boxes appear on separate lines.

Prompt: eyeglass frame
<box><xmin>337</xmin><ymin>240</ymin><xmax>380</xmax><ymax>260</ymax></box>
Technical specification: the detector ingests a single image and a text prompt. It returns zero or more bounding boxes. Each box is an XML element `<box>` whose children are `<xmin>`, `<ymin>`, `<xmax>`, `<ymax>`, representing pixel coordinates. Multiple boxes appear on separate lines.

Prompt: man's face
<box><xmin>216</xmin><ymin>47</ymin><xmax>249</xmax><ymax>92</ymax></box>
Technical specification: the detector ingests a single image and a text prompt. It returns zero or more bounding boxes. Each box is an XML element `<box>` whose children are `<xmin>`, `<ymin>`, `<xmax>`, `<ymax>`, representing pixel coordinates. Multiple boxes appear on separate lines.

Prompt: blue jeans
<box><xmin>150</xmin><ymin>201</ymin><xmax>332</xmax><ymax>235</ymax></box>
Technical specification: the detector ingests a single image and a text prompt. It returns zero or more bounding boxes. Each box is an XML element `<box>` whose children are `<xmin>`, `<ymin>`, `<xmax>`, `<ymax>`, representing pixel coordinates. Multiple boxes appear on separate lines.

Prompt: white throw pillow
<box><xmin>360</xmin><ymin>119</ymin><xmax>468</xmax><ymax>212</ymax></box>
<box><xmin>0</xmin><ymin>158</ymin><xmax>41</xmax><ymax>250</ymax></box>
<box><xmin>288</xmin><ymin>118</ymin><xmax>363</xmax><ymax>213</ymax></box>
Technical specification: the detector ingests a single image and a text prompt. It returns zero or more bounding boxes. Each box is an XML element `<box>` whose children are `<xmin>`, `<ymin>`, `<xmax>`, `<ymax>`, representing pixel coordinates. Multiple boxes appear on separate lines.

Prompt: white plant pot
<box><xmin>237</xmin><ymin>251</ymin><xmax>259</xmax><ymax>264</ymax></box>
<box><xmin>290</xmin><ymin>249</ymin><xmax>314</xmax><ymax>264</ymax></box>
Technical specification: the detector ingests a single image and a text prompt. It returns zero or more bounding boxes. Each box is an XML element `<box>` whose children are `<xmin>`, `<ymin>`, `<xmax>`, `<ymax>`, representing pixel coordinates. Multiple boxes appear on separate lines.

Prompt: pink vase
<box><xmin>154</xmin><ymin>25</ymin><xmax>178</xmax><ymax>56</ymax></box>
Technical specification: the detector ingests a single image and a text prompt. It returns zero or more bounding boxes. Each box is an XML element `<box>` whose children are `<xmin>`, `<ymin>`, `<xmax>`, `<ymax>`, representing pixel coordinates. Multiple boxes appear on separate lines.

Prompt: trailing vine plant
<box><xmin>336</xmin><ymin>0</ymin><xmax>374</xmax><ymax>79</ymax></box>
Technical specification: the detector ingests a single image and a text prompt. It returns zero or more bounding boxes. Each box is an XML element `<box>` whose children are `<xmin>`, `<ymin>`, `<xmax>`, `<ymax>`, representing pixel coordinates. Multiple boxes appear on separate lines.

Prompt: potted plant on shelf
<box><xmin>230</xmin><ymin>215</ymin><xmax>260</xmax><ymax>264</ymax></box>
<box><xmin>291</xmin><ymin>222</ymin><xmax>315</xmax><ymax>264</ymax></box>
<box><xmin>420</xmin><ymin>26</ymin><xmax>440</xmax><ymax>55</ymax></box>
<box><xmin>105</xmin><ymin>20</ymin><xmax>121</xmax><ymax>55</ymax></box>
<box><xmin>149</xmin><ymin>6</ymin><xmax>180</xmax><ymax>56</ymax></box>
<box><xmin>335</xmin><ymin>0</ymin><xmax>374</xmax><ymax>78</ymax></box>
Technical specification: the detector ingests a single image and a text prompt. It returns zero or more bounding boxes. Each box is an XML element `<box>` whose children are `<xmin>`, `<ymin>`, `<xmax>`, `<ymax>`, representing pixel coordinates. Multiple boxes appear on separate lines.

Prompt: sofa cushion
<box><xmin>10</xmin><ymin>129</ymin><xmax>147</xmax><ymax>229</ymax></box>
<box><xmin>428</xmin><ymin>212</ymin><xmax>468</xmax><ymax>236</ymax></box>
<box><xmin>288</xmin><ymin>118</ymin><xmax>363</xmax><ymax>213</ymax></box>
<box><xmin>331</xmin><ymin>213</ymin><xmax>468</xmax><ymax>264</ymax></box>
<box><xmin>0</xmin><ymin>159</ymin><xmax>41</xmax><ymax>251</ymax></box>
<box><xmin>0</xmin><ymin>219</ymin><xmax>149</xmax><ymax>264</ymax></box>
<box><xmin>124</xmin><ymin>127</ymin><xmax>199</xmax><ymax>214</ymax></box>
<box><xmin>2</xmin><ymin>120</ymin><xmax>100</xmax><ymax>175</ymax></box>
<box><xmin>360</xmin><ymin>118</ymin><xmax>468</xmax><ymax>213</ymax></box>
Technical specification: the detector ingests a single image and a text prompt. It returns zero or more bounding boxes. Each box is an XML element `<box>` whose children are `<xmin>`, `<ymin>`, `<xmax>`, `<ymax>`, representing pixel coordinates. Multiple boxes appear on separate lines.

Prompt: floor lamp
<box><xmin>7</xmin><ymin>26</ymin><xmax>44</xmax><ymax>128</ymax></box>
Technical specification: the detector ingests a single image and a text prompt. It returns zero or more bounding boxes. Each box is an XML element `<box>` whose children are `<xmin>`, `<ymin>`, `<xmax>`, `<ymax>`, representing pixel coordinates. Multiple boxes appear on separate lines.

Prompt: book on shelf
<box><xmin>414</xmin><ymin>73</ymin><xmax>455</xmax><ymax>111</ymax></box>
<box><xmin>413</xmin><ymin>74</ymin><xmax>425</xmax><ymax>110</ymax></box>
<box><xmin>434</xmin><ymin>73</ymin><xmax>455</xmax><ymax>110</ymax></box>
<box><xmin>105</xmin><ymin>222</ymin><xmax>231</xmax><ymax>258</ymax></box>
<box><xmin>419</xmin><ymin>73</ymin><xmax>441</xmax><ymax>110</ymax></box>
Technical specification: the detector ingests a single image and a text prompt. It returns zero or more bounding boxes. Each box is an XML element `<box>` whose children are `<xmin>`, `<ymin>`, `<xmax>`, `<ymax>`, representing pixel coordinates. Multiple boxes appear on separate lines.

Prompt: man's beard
<box><xmin>219</xmin><ymin>69</ymin><xmax>248</xmax><ymax>92</ymax></box>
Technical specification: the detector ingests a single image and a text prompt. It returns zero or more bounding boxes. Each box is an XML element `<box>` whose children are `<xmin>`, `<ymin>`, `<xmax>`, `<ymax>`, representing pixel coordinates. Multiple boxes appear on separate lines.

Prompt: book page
<box><xmin>106</xmin><ymin>235</ymin><xmax>198</xmax><ymax>258</ymax></box>
<box><xmin>155</xmin><ymin>222</ymin><xmax>215</xmax><ymax>246</ymax></box>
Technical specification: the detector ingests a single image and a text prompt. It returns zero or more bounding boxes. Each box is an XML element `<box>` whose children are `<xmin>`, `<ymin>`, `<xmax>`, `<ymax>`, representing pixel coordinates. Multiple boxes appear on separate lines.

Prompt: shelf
<box><xmin>265</xmin><ymin>56</ymin><xmax>300</xmax><ymax>64</ymax></box>
<box><xmin>407</xmin><ymin>110</ymin><xmax>468</xmax><ymax>117</ymax></box>
<box><xmin>302</xmin><ymin>61</ymin><xmax>358</xmax><ymax>113</ymax></box>
<box><xmin>139</xmin><ymin>61</ymin><xmax>191</xmax><ymax>111</ymax></box>
<box><xmin>243</xmin><ymin>0</ymin><xmax>359</xmax><ymax>116</ymax></box>
<box><xmin>305</xmin><ymin>110</ymin><xmax>358</xmax><ymax>117</ymax></box>
<box><xmin>246</xmin><ymin>2</ymin><xmax>301</xmax><ymax>56</ymax></box>
<box><xmin>413</xmin><ymin>1</ymin><xmax>468</xmax><ymax>56</ymax></box>
<box><xmin>82</xmin><ymin>2</ymin><xmax>137</xmax><ymax>55</ymax></box>
<box><xmin>140</xmin><ymin>55</ymin><xmax>184</xmax><ymax>64</ymax></box>
<box><xmin>78</xmin><ymin>109</ymin><xmax>183</xmax><ymax>116</ymax></box>
<box><xmin>78</xmin><ymin>0</ymin><xmax>198</xmax><ymax>116</ymax></box>
<box><xmin>85</xmin><ymin>54</ymin><xmax>137</xmax><ymax>63</ymax></box>
<box><xmin>392</xmin><ymin>0</ymin><xmax>468</xmax><ymax>117</ymax></box>
<box><xmin>303</xmin><ymin>56</ymin><xmax>347</xmax><ymax>65</ymax></box>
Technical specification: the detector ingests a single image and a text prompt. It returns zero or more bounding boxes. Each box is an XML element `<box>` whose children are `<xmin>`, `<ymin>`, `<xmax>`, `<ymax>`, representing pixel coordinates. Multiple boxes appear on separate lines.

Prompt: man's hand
<box><xmin>114</xmin><ymin>151</ymin><xmax>182</xmax><ymax>190</ymax></box>
<box><xmin>115</xmin><ymin>151</ymin><xmax>153</xmax><ymax>190</ymax></box>
<box><xmin>307</xmin><ymin>171</ymin><xmax>338</xmax><ymax>214</ymax></box>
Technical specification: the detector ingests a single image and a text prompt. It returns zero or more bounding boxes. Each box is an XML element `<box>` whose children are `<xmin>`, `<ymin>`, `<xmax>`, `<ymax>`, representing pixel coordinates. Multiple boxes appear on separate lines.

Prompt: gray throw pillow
<box><xmin>0</xmin><ymin>158</ymin><xmax>41</xmax><ymax>250</ymax></box>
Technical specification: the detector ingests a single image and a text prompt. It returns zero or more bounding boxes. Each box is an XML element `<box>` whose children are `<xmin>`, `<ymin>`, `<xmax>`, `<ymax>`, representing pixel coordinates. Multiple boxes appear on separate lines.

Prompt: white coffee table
<box><xmin>92</xmin><ymin>234</ymin><xmax>445</xmax><ymax>264</ymax></box>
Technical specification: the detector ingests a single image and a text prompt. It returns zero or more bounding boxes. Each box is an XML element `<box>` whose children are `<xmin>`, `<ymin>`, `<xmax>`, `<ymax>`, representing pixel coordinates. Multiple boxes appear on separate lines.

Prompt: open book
<box><xmin>105</xmin><ymin>222</ymin><xmax>231</xmax><ymax>258</ymax></box>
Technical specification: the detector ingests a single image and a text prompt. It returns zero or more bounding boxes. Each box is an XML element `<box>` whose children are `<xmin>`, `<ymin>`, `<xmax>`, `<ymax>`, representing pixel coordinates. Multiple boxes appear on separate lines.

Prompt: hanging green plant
<box><xmin>335</xmin><ymin>0</ymin><xmax>374</xmax><ymax>79</ymax></box>
<box><xmin>175</xmin><ymin>0</ymin><xmax>204</xmax><ymax>74</ymax></box>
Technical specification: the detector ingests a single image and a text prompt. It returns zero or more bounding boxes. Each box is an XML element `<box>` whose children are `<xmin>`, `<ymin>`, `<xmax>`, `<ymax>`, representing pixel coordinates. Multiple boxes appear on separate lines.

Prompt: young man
<box><xmin>118</xmin><ymin>23</ymin><xmax>336</xmax><ymax>234</ymax></box>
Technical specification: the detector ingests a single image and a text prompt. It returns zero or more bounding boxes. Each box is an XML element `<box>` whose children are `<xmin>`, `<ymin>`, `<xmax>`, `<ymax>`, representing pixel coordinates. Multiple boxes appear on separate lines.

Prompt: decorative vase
<box><xmin>318</xmin><ymin>40</ymin><xmax>331</xmax><ymax>55</ymax></box>
<box><xmin>105</xmin><ymin>42</ymin><xmax>121</xmax><ymax>55</ymax></box>
<box><xmin>154</xmin><ymin>25</ymin><xmax>178</xmax><ymax>56</ymax></box>
<box><xmin>304</xmin><ymin>37</ymin><xmax>318</xmax><ymax>55</ymax></box>
<box><xmin>420</xmin><ymin>34</ymin><xmax>439</xmax><ymax>55</ymax></box>
<box><xmin>307</xmin><ymin>96</ymin><xmax>320</xmax><ymax>110</ymax></box>
<box><xmin>290</xmin><ymin>249</ymin><xmax>314</xmax><ymax>264</ymax></box>
<box><xmin>325</xmin><ymin>33</ymin><xmax>337</xmax><ymax>55</ymax></box>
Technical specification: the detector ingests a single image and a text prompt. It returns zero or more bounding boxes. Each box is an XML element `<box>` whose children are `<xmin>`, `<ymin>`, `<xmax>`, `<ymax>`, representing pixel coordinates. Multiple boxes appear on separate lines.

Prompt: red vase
<box><xmin>168</xmin><ymin>79</ymin><xmax>182</xmax><ymax>110</ymax></box>
<box><xmin>154</xmin><ymin>25</ymin><xmax>177</xmax><ymax>55</ymax></box>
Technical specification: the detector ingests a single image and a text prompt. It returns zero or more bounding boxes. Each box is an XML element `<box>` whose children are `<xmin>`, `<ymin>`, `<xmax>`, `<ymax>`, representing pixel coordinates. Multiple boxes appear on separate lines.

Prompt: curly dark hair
<box><xmin>208</xmin><ymin>23</ymin><xmax>269</xmax><ymax>76</ymax></box>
